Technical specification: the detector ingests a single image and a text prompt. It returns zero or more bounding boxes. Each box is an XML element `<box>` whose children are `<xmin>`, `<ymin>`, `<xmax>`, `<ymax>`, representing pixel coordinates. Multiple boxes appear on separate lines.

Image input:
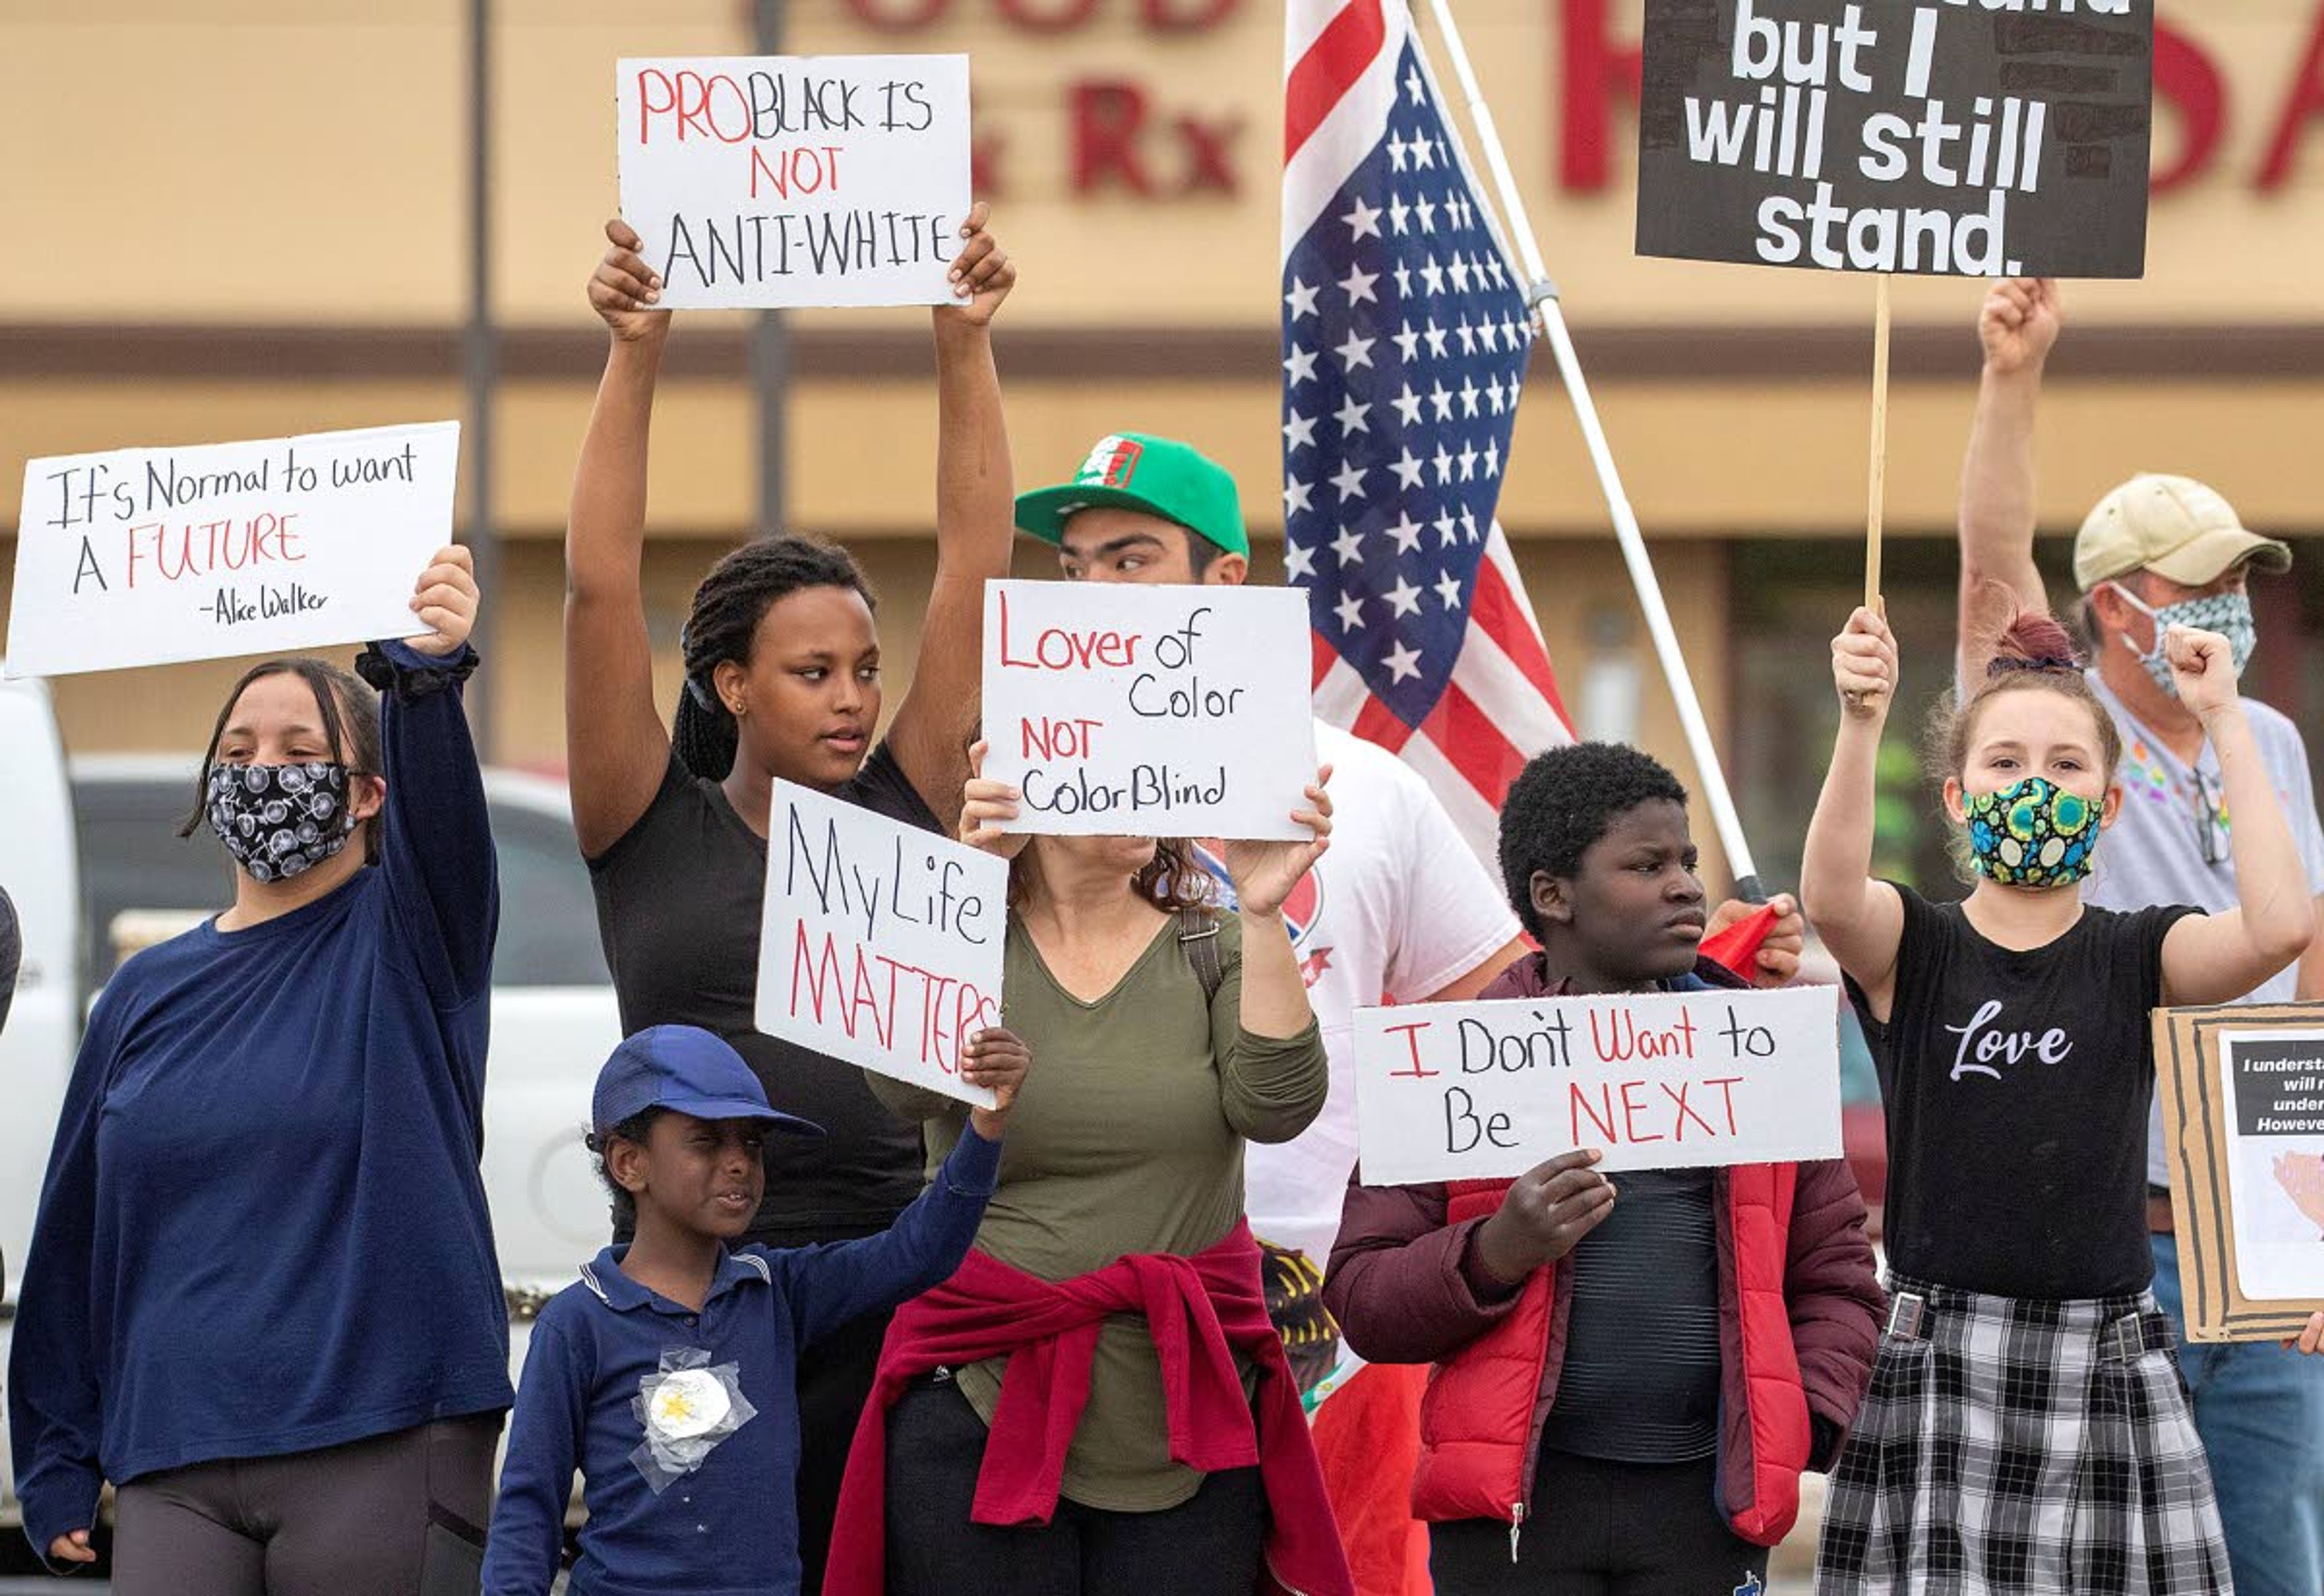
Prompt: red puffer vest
<box><xmin>1411</xmin><ymin>1164</ymin><xmax>1812</xmax><ymax>1548</ymax></box>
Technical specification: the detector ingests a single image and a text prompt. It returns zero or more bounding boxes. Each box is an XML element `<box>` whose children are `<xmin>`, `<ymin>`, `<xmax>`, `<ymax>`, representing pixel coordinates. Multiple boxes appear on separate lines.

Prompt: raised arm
<box><xmin>2159</xmin><ymin>628</ymin><xmax>2319</xmax><ymax>1004</ymax></box>
<box><xmin>1957</xmin><ymin>278</ymin><xmax>2060</xmax><ymax>686</ymax></box>
<box><xmin>566</xmin><ymin>220</ymin><xmax>678</xmax><ymax>859</ymax></box>
<box><xmin>373</xmin><ymin>545</ymin><xmax>495</xmax><ymax>1013</ymax></box>
<box><xmin>1802</xmin><ymin>608</ymin><xmax>1906</xmax><ymax>1019</ymax></box>
<box><xmin>1213</xmin><ymin>772</ymin><xmax>1334</xmax><ymax>1141</ymax></box>
<box><xmin>884</xmin><ymin>204</ymin><xmax>1017</xmax><ymax>835</ymax></box>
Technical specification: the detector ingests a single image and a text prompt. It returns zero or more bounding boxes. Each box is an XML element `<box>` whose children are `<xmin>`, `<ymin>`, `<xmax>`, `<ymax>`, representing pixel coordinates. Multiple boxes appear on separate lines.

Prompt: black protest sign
<box><xmin>1637</xmin><ymin>0</ymin><xmax>2153</xmax><ymax>278</ymax></box>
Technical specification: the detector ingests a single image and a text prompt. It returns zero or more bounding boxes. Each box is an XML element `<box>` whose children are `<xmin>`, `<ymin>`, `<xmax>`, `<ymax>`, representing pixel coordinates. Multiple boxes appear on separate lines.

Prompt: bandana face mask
<box><xmin>1963</xmin><ymin>776</ymin><xmax>2102</xmax><ymax>889</ymax></box>
<box><xmin>2104</xmin><ymin>583</ymin><xmax>2257</xmax><ymax>698</ymax></box>
<box><xmin>205</xmin><ymin>761</ymin><xmax>357</xmax><ymax>883</ymax></box>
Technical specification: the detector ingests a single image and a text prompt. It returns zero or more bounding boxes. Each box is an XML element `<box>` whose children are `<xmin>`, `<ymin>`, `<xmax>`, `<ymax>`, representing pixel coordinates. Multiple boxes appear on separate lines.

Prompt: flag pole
<box><xmin>1419</xmin><ymin>0</ymin><xmax>1764</xmax><ymax>900</ymax></box>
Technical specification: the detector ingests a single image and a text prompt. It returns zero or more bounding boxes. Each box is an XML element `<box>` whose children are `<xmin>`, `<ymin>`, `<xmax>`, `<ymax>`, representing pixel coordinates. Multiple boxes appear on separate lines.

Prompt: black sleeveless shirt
<box><xmin>587</xmin><ymin>743</ymin><xmax>940</xmax><ymax>1245</ymax></box>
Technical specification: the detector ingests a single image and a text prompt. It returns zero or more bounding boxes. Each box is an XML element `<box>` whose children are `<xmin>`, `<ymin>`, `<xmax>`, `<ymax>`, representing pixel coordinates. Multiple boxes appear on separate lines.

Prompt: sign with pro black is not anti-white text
<box><xmin>1636</xmin><ymin>0</ymin><xmax>2153</xmax><ymax>278</ymax></box>
<box><xmin>1354</xmin><ymin>985</ymin><xmax>1845</xmax><ymax>1186</ymax></box>
<box><xmin>7</xmin><ymin>422</ymin><xmax>457</xmax><ymax>680</ymax></box>
<box><xmin>616</xmin><ymin>54</ymin><xmax>970</xmax><ymax>309</ymax></box>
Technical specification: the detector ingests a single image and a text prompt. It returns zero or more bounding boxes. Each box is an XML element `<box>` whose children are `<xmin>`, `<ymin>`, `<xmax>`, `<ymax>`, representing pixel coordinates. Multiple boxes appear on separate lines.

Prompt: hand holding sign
<box><xmin>1832</xmin><ymin>606</ymin><xmax>1897</xmax><ymax>720</ymax></box>
<box><xmin>939</xmin><ymin>201</ymin><xmax>1015</xmax><ymax>327</ymax></box>
<box><xmin>404</xmin><ymin>544</ymin><xmax>479</xmax><ymax>657</ymax></box>
<box><xmin>959</xmin><ymin>739</ymin><xmax>1031</xmax><ymax>861</ymax></box>
<box><xmin>590</xmin><ymin>219</ymin><xmax>669</xmax><ymax>343</ymax></box>
<box><xmin>1469</xmin><ymin>1149</ymin><xmax>1617</xmax><ymax>1286</ymax></box>
<box><xmin>962</xmin><ymin>1026</ymin><xmax>1031</xmax><ymax>1141</ymax></box>
<box><xmin>1218</xmin><ymin>766</ymin><xmax>1334</xmax><ymax>918</ymax></box>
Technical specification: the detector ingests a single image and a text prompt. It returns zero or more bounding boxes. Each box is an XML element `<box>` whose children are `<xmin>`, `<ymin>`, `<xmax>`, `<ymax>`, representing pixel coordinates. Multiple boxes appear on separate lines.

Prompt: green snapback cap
<box><xmin>1014</xmin><ymin>432</ymin><xmax>1249</xmax><ymax>558</ymax></box>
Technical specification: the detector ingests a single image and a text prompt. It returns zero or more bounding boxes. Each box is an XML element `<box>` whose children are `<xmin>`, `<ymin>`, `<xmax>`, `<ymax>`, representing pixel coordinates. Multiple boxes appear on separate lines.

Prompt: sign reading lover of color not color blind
<box><xmin>7</xmin><ymin>422</ymin><xmax>458</xmax><ymax>679</ymax></box>
<box><xmin>1635</xmin><ymin>0</ymin><xmax>2153</xmax><ymax>278</ymax></box>
<box><xmin>1354</xmin><ymin>985</ymin><xmax>1846</xmax><ymax>1186</ymax></box>
<box><xmin>979</xmin><ymin>579</ymin><xmax>1321</xmax><ymax>842</ymax></box>
<box><xmin>617</xmin><ymin>54</ymin><xmax>971</xmax><ymax>309</ymax></box>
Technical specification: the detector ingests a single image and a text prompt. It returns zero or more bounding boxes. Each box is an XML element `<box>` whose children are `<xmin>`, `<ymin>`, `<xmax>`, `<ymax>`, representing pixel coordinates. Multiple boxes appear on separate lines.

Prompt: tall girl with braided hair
<box><xmin>565</xmin><ymin>209</ymin><xmax>1015</xmax><ymax>1592</ymax></box>
<box><xmin>1803</xmin><ymin>600</ymin><xmax>2319</xmax><ymax>1595</ymax></box>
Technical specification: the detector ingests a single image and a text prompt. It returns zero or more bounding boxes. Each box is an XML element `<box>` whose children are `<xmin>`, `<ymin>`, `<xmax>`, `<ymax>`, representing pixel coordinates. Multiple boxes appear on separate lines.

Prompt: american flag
<box><xmin>1283</xmin><ymin>0</ymin><xmax>1574</xmax><ymax>862</ymax></box>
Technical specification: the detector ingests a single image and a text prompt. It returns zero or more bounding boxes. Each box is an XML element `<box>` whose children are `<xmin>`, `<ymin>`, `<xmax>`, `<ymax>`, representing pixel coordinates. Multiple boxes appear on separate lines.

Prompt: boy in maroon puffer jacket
<box><xmin>1326</xmin><ymin>743</ymin><xmax>1882</xmax><ymax>1595</ymax></box>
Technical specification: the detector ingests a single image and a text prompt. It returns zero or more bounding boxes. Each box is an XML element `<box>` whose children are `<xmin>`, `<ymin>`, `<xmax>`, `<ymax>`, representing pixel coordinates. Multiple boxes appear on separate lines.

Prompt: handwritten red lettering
<box><xmin>1386</xmin><ymin>1020</ymin><xmax>1440</xmax><ymax>1080</ymax></box>
<box><xmin>1020</xmin><ymin>715</ymin><xmax>1105</xmax><ymax>759</ymax></box>
<box><xmin>996</xmin><ymin>589</ymin><xmax>1144</xmax><ymax>669</ymax></box>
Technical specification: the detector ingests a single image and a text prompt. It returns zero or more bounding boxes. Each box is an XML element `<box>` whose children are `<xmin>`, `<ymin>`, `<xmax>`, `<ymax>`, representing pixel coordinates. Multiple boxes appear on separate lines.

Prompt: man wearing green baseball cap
<box><xmin>1015</xmin><ymin>431</ymin><xmax>1253</xmax><ymax>582</ymax></box>
<box><xmin>1957</xmin><ymin>278</ymin><xmax>2324</xmax><ymax>1596</ymax></box>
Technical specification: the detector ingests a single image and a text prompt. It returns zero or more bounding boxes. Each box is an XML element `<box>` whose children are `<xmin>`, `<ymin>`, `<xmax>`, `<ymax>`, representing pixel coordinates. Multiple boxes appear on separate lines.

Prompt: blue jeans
<box><xmin>2152</xmin><ymin>1234</ymin><xmax>2324</xmax><ymax>1596</ymax></box>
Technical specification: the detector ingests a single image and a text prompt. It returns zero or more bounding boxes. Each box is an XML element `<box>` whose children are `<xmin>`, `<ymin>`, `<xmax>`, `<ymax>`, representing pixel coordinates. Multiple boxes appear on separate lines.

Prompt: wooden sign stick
<box><xmin>1865</xmin><ymin>271</ymin><xmax>1892</xmax><ymax>611</ymax></box>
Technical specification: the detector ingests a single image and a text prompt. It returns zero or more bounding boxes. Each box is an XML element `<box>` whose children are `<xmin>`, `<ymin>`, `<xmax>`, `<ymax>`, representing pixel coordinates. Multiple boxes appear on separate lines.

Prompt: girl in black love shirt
<box><xmin>1802</xmin><ymin>605</ymin><xmax>2317</xmax><ymax>1595</ymax></box>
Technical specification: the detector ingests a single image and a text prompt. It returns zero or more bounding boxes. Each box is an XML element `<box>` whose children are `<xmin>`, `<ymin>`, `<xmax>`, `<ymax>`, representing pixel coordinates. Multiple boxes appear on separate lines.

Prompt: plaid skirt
<box><xmin>1813</xmin><ymin>1275</ymin><xmax>2231</xmax><ymax>1596</ymax></box>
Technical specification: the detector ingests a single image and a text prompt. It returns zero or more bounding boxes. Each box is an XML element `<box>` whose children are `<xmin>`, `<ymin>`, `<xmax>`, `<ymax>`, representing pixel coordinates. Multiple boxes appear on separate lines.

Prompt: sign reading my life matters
<box><xmin>1353</xmin><ymin>985</ymin><xmax>1844</xmax><ymax>1186</ymax></box>
<box><xmin>1636</xmin><ymin>0</ymin><xmax>2153</xmax><ymax>278</ymax></box>
<box><xmin>617</xmin><ymin>55</ymin><xmax>970</xmax><ymax>309</ymax></box>
<box><xmin>980</xmin><ymin>580</ymin><xmax>1321</xmax><ymax>841</ymax></box>
<box><xmin>755</xmin><ymin>780</ymin><xmax>1008</xmax><ymax>1109</ymax></box>
<box><xmin>5</xmin><ymin>422</ymin><xmax>457</xmax><ymax>680</ymax></box>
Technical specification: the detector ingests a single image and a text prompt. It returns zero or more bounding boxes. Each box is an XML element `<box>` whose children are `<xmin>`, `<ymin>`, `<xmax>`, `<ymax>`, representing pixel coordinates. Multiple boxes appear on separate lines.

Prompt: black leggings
<box><xmin>110</xmin><ymin>1414</ymin><xmax>500</xmax><ymax>1596</ymax></box>
<box><xmin>883</xmin><ymin>1376</ymin><xmax>1267</xmax><ymax>1595</ymax></box>
<box><xmin>794</xmin><ymin>1304</ymin><xmax>894</xmax><ymax>1594</ymax></box>
<box><xmin>1428</xmin><ymin>1448</ymin><xmax>1771</xmax><ymax>1596</ymax></box>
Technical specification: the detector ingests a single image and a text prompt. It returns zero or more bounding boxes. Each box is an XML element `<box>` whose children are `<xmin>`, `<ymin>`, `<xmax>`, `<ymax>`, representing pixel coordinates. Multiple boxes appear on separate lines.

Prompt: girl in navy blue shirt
<box><xmin>481</xmin><ymin>1023</ymin><xmax>1025</xmax><ymax>1596</ymax></box>
<box><xmin>9</xmin><ymin>547</ymin><xmax>509</xmax><ymax>1594</ymax></box>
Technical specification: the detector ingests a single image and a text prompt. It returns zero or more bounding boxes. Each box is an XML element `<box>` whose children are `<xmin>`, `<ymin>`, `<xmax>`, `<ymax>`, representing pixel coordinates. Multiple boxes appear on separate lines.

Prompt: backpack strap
<box><xmin>1177</xmin><ymin>906</ymin><xmax>1226</xmax><ymax>1005</ymax></box>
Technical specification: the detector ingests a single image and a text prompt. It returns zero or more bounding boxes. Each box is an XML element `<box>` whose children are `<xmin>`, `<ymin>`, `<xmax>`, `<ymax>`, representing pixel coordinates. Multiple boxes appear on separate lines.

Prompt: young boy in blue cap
<box><xmin>481</xmin><ymin>1023</ymin><xmax>1027</xmax><ymax>1595</ymax></box>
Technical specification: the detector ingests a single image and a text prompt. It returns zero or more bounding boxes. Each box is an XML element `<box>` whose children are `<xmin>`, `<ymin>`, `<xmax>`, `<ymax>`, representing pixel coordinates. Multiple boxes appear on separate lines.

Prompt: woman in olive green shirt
<box><xmin>865</xmin><ymin>750</ymin><xmax>1334</xmax><ymax>1593</ymax></box>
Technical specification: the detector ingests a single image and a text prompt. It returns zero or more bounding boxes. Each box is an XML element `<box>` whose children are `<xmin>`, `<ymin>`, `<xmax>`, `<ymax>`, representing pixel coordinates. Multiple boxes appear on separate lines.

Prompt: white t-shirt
<box><xmin>1198</xmin><ymin>721</ymin><xmax>1521</xmax><ymax>1273</ymax></box>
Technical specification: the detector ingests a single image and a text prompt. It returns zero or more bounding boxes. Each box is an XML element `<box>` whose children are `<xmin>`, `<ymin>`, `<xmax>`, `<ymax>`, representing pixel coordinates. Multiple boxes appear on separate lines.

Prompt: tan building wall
<box><xmin>8</xmin><ymin>0</ymin><xmax>2324</xmax><ymax>892</ymax></box>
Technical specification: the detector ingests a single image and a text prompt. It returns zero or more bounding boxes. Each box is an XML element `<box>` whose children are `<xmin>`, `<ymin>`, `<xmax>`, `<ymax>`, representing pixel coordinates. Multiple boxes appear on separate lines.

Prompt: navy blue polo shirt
<box><xmin>481</xmin><ymin>1126</ymin><xmax>999</xmax><ymax>1596</ymax></box>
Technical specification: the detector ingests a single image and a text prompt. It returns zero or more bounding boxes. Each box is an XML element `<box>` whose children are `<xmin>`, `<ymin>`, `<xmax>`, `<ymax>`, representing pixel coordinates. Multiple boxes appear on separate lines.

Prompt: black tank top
<box><xmin>587</xmin><ymin>743</ymin><xmax>940</xmax><ymax>1245</ymax></box>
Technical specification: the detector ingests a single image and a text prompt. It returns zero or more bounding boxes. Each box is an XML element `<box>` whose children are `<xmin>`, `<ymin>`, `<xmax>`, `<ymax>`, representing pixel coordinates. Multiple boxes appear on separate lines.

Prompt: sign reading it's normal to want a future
<box><xmin>617</xmin><ymin>54</ymin><xmax>971</xmax><ymax>309</ymax></box>
<box><xmin>6</xmin><ymin>422</ymin><xmax>458</xmax><ymax>679</ymax></box>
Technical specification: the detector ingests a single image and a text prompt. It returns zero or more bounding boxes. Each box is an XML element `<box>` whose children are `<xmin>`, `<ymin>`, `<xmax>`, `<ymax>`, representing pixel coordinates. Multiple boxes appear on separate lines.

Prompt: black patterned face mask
<box><xmin>205</xmin><ymin>762</ymin><xmax>358</xmax><ymax>883</ymax></box>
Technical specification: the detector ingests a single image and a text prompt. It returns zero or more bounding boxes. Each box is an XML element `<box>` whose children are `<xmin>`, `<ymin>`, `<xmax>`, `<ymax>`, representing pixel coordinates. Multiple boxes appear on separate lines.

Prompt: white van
<box><xmin>0</xmin><ymin>673</ymin><xmax>625</xmax><ymax>1531</ymax></box>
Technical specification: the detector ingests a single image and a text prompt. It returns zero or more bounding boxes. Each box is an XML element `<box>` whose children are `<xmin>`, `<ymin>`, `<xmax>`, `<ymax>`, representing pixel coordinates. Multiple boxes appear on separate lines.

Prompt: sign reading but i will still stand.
<box><xmin>1636</xmin><ymin>0</ymin><xmax>2153</xmax><ymax>277</ymax></box>
<box><xmin>617</xmin><ymin>56</ymin><xmax>970</xmax><ymax>309</ymax></box>
<box><xmin>7</xmin><ymin>422</ymin><xmax>457</xmax><ymax>680</ymax></box>
<box><xmin>980</xmin><ymin>580</ymin><xmax>1319</xmax><ymax>841</ymax></box>
<box><xmin>1354</xmin><ymin>986</ymin><xmax>1845</xmax><ymax>1186</ymax></box>
<box><xmin>755</xmin><ymin>780</ymin><xmax>1008</xmax><ymax>1110</ymax></box>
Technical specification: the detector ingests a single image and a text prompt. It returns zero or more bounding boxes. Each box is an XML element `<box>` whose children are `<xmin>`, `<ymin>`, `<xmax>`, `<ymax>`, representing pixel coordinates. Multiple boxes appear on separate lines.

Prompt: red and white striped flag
<box><xmin>1283</xmin><ymin>0</ymin><xmax>1574</xmax><ymax>864</ymax></box>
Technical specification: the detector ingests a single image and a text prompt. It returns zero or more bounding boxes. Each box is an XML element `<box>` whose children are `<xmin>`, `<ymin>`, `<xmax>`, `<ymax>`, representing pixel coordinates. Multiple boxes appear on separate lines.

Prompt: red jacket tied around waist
<box><xmin>827</xmin><ymin>1219</ymin><xmax>1353</xmax><ymax>1596</ymax></box>
<box><xmin>1323</xmin><ymin>953</ymin><xmax>1884</xmax><ymax>1548</ymax></box>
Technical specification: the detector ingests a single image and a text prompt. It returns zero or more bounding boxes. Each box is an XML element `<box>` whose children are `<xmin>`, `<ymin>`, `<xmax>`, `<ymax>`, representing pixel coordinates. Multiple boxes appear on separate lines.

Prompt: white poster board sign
<box><xmin>1354</xmin><ymin>985</ymin><xmax>1844</xmax><ymax>1186</ymax></box>
<box><xmin>754</xmin><ymin>778</ymin><xmax>1007</xmax><ymax>1109</ymax></box>
<box><xmin>2217</xmin><ymin>1029</ymin><xmax>2324</xmax><ymax>1302</ymax></box>
<box><xmin>615</xmin><ymin>54</ymin><xmax>971</xmax><ymax>309</ymax></box>
<box><xmin>979</xmin><ymin>580</ymin><xmax>1319</xmax><ymax>842</ymax></box>
<box><xmin>7</xmin><ymin>422</ymin><xmax>456</xmax><ymax>680</ymax></box>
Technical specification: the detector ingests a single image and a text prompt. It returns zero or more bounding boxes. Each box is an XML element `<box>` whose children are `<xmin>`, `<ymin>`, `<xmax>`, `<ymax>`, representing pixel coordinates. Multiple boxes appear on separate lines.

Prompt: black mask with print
<box><xmin>205</xmin><ymin>762</ymin><xmax>357</xmax><ymax>883</ymax></box>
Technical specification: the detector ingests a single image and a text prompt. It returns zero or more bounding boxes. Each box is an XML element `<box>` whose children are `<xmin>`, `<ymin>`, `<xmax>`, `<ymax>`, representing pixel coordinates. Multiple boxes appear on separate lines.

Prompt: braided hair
<box><xmin>673</xmin><ymin>536</ymin><xmax>876</xmax><ymax>781</ymax></box>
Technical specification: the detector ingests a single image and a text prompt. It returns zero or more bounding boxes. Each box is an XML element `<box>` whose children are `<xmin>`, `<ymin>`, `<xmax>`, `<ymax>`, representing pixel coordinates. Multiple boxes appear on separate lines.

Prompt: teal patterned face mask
<box><xmin>1963</xmin><ymin>777</ymin><xmax>2102</xmax><ymax>889</ymax></box>
<box><xmin>2104</xmin><ymin>583</ymin><xmax>2257</xmax><ymax>698</ymax></box>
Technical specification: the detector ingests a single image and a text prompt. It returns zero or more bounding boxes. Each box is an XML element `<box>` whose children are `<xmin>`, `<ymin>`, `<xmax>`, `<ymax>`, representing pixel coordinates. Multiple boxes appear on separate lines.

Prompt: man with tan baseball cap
<box><xmin>1957</xmin><ymin>278</ymin><xmax>2324</xmax><ymax>1596</ymax></box>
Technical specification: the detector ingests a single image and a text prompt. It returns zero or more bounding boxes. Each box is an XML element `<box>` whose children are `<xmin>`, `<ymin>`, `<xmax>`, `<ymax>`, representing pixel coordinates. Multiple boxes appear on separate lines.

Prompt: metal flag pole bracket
<box><xmin>1420</xmin><ymin>0</ymin><xmax>1764</xmax><ymax>902</ymax></box>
